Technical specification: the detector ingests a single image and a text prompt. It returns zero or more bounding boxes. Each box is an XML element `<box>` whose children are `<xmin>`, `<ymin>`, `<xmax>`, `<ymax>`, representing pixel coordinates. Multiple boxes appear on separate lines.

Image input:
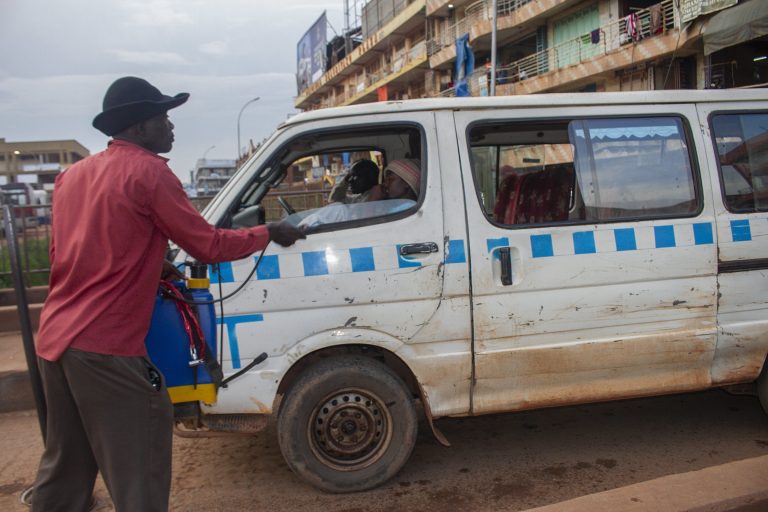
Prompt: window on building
<box><xmin>470</xmin><ymin>116</ymin><xmax>698</xmax><ymax>226</ymax></box>
<box><xmin>711</xmin><ymin>112</ymin><xmax>768</xmax><ymax>213</ymax></box>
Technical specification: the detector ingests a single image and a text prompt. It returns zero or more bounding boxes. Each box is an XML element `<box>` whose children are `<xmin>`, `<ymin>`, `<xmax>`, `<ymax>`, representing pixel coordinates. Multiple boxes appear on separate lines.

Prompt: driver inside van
<box><xmin>328</xmin><ymin>159</ymin><xmax>380</xmax><ymax>204</ymax></box>
<box><xmin>299</xmin><ymin>158</ymin><xmax>421</xmax><ymax>229</ymax></box>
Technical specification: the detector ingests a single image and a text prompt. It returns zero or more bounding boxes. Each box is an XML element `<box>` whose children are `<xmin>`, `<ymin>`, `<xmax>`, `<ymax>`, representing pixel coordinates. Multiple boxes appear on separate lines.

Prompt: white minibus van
<box><xmin>178</xmin><ymin>90</ymin><xmax>768</xmax><ymax>492</ymax></box>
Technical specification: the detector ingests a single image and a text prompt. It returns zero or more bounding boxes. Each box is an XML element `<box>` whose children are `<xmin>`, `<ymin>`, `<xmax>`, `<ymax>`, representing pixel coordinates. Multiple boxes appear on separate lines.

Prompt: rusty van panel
<box><xmin>712</xmin><ymin>272</ymin><xmax>768</xmax><ymax>385</ymax></box>
<box><xmin>397</xmin><ymin>338</ymin><xmax>473</xmax><ymax>417</ymax></box>
<box><xmin>473</xmin><ymin>328</ymin><xmax>716</xmax><ymax>414</ymax></box>
<box><xmin>473</xmin><ymin>277</ymin><xmax>716</xmax><ymax>351</ymax></box>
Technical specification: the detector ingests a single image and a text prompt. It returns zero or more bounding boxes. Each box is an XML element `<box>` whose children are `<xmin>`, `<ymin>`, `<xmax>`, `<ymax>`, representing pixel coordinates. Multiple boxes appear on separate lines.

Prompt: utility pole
<box><xmin>490</xmin><ymin>0</ymin><xmax>498</xmax><ymax>96</ymax></box>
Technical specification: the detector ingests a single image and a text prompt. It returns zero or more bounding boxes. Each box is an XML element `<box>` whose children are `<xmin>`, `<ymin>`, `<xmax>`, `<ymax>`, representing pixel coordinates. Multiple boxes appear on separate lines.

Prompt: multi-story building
<box><xmin>0</xmin><ymin>138</ymin><xmax>89</xmax><ymax>188</ymax></box>
<box><xmin>191</xmin><ymin>158</ymin><xmax>237</xmax><ymax>197</ymax></box>
<box><xmin>296</xmin><ymin>0</ymin><xmax>767</xmax><ymax>110</ymax></box>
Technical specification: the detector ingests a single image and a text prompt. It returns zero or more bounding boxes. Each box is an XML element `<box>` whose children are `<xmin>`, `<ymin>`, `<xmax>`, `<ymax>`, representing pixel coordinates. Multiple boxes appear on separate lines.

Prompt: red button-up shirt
<box><xmin>37</xmin><ymin>140</ymin><xmax>269</xmax><ymax>361</ymax></box>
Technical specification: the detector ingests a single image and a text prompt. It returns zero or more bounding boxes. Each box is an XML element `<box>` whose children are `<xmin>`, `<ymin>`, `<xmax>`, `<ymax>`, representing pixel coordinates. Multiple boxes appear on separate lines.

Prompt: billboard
<box><xmin>297</xmin><ymin>12</ymin><xmax>328</xmax><ymax>95</ymax></box>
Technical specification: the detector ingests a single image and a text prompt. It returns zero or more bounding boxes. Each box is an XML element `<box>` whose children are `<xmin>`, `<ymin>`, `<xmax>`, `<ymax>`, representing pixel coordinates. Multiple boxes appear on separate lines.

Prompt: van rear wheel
<box><xmin>277</xmin><ymin>355</ymin><xmax>417</xmax><ymax>493</ymax></box>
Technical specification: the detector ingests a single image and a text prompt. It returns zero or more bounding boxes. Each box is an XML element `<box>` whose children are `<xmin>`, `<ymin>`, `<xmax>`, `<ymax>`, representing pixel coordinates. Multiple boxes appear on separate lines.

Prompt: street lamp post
<box><xmin>237</xmin><ymin>97</ymin><xmax>260</xmax><ymax>159</ymax></box>
<box><xmin>490</xmin><ymin>0</ymin><xmax>498</xmax><ymax>96</ymax></box>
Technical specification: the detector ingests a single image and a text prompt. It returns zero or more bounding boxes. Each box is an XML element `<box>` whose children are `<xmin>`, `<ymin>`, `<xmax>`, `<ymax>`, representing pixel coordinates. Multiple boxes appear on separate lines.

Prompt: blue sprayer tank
<box><xmin>145</xmin><ymin>274</ymin><xmax>219</xmax><ymax>405</ymax></box>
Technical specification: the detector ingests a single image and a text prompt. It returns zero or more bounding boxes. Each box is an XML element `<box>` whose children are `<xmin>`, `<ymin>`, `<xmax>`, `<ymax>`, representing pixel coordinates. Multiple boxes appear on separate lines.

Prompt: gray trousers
<box><xmin>32</xmin><ymin>349</ymin><xmax>173</xmax><ymax>512</ymax></box>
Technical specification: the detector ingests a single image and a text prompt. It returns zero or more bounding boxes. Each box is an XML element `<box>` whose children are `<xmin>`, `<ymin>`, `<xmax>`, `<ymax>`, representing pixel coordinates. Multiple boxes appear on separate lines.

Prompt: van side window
<box><xmin>469</xmin><ymin>117</ymin><xmax>698</xmax><ymax>226</ymax></box>
<box><xmin>710</xmin><ymin>112</ymin><xmax>768</xmax><ymax>213</ymax></box>
<box><xmin>230</xmin><ymin>125</ymin><xmax>423</xmax><ymax>232</ymax></box>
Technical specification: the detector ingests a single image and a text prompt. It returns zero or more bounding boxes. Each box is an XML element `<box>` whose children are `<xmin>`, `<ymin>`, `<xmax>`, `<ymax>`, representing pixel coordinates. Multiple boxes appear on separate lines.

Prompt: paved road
<box><xmin>1</xmin><ymin>389</ymin><xmax>767</xmax><ymax>511</ymax></box>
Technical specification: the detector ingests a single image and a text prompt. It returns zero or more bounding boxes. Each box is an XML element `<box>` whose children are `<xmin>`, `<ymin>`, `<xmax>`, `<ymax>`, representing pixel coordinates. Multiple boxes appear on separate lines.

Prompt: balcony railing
<box><xmin>497</xmin><ymin>0</ymin><xmax>675</xmax><ymax>84</ymax></box>
<box><xmin>427</xmin><ymin>0</ymin><xmax>535</xmax><ymax>57</ymax></box>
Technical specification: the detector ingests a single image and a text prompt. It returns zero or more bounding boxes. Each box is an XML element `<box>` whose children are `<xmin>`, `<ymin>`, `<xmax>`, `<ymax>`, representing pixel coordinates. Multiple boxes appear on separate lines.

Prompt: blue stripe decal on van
<box><xmin>396</xmin><ymin>245</ymin><xmax>422</xmax><ymax>268</ymax></box>
<box><xmin>486</xmin><ymin>237</ymin><xmax>509</xmax><ymax>261</ymax></box>
<box><xmin>531</xmin><ymin>234</ymin><xmax>554</xmax><ymax>258</ymax></box>
<box><xmin>216</xmin><ymin>314</ymin><xmax>264</xmax><ymax>369</ymax></box>
<box><xmin>256</xmin><ymin>255</ymin><xmax>281</xmax><ymax>280</ymax></box>
<box><xmin>614</xmin><ymin>228</ymin><xmax>637</xmax><ymax>251</ymax></box>
<box><xmin>500</xmin><ymin>222</ymin><xmax>714</xmax><ymax>259</ymax></box>
<box><xmin>350</xmin><ymin>247</ymin><xmax>376</xmax><ymax>272</ymax></box>
<box><xmin>693</xmin><ymin>222</ymin><xmax>714</xmax><ymax>245</ymax></box>
<box><xmin>573</xmin><ymin>231</ymin><xmax>596</xmax><ymax>254</ymax></box>
<box><xmin>446</xmin><ymin>239</ymin><xmax>466</xmax><ymax>264</ymax></box>
<box><xmin>210</xmin><ymin>262</ymin><xmax>235</xmax><ymax>284</ymax></box>
<box><xmin>302</xmin><ymin>251</ymin><xmax>329</xmax><ymax>276</ymax></box>
<box><xmin>730</xmin><ymin>219</ymin><xmax>752</xmax><ymax>242</ymax></box>
<box><xmin>654</xmin><ymin>225</ymin><xmax>676</xmax><ymax>248</ymax></box>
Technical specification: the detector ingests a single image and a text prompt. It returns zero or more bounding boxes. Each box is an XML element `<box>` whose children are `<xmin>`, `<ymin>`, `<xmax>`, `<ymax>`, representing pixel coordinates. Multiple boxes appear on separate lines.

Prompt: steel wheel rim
<box><xmin>308</xmin><ymin>388</ymin><xmax>393</xmax><ymax>472</ymax></box>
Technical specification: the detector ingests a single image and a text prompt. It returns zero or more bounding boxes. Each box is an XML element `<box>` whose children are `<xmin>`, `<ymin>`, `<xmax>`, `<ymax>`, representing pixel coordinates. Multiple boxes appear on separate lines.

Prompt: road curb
<box><xmin>0</xmin><ymin>370</ymin><xmax>34</xmax><ymax>413</ymax></box>
<box><xmin>0</xmin><ymin>304</ymin><xmax>42</xmax><ymax>333</ymax></box>
<box><xmin>527</xmin><ymin>454</ymin><xmax>768</xmax><ymax>512</ymax></box>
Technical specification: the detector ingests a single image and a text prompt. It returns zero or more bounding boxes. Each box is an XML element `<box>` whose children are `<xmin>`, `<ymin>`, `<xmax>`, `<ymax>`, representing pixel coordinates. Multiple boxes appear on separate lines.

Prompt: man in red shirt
<box><xmin>31</xmin><ymin>76</ymin><xmax>304</xmax><ymax>511</ymax></box>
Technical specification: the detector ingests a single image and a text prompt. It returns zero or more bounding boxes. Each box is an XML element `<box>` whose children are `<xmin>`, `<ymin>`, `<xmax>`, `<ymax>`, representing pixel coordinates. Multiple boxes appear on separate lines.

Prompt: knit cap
<box><xmin>384</xmin><ymin>159</ymin><xmax>421</xmax><ymax>195</ymax></box>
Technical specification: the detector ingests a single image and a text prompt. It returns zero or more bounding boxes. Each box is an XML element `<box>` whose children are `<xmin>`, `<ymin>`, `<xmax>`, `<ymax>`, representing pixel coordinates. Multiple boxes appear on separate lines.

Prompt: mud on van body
<box><xmin>179</xmin><ymin>90</ymin><xmax>768</xmax><ymax>492</ymax></box>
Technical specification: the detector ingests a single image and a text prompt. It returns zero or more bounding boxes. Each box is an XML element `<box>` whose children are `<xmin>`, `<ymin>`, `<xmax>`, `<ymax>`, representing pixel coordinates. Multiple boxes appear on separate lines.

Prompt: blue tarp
<box><xmin>454</xmin><ymin>34</ymin><xmax>475</xmax><ymax>97</ymax></box>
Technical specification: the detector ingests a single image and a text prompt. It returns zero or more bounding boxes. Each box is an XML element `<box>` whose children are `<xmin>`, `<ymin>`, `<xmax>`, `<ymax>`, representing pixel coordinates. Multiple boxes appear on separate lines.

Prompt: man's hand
<box><xmin>161</xmin><ymin>260</ymin><xmax>186</xmax><ymax>281</ymax></box>
<box><xmin>267</xmin><ymin>220</ymin><xmax>306</xmax><ymax>247</ymax></box>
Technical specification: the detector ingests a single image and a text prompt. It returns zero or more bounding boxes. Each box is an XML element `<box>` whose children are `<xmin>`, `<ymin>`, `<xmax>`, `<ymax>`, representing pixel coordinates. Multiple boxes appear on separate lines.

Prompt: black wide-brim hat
<box><xmin>92</xmin><ymin>76</ymin><xmax>189</xmax><ymax>136</ymax></box>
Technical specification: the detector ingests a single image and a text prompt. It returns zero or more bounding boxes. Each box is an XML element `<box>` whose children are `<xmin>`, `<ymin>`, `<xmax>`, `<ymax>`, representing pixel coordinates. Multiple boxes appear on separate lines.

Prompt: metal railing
<box><xmin>705</xmin><ymin>61</ymin><xmax>738</xmax><ymax>89</ymax></box>
<box><xmin>426</xmin><ymin>0</ymin><xmax>534</xmax><ymax>57</ymax></box>
<box><xmin>0</xmin><ymin>204</ymin><xmax>52</xmax><ymax>288</ymax></box>
<box><xmin>0</xmin><ymin>188</ymin><xmax>335</xmax><ymax>289</ymax></box>
<box><xmin>498</xmin><ymin>0</ymin><xmax>675</xmax><ymax>84</ymax></box>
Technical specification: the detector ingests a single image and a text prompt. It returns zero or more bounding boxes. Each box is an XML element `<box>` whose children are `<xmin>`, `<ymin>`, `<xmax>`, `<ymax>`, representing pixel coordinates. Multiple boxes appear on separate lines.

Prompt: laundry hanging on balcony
<box><xmin>454</xmin><ymin>33</ymin><xmax>475</xmax><ymax>97</ymax></box>
<box><xmin>649</xmin><ymin>3</ymin><xmax>664</xmax><ymax>35</ymax></box>
<box><xmin>624</xmin><ymin>13</ymin><xmax>642</xmax><ymax>43</ymax></box>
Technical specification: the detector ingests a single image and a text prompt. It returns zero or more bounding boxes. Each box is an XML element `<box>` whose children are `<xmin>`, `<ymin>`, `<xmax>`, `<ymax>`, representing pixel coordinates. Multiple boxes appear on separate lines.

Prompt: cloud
<box><xmin>199</xmin><ymin>41</ymin><xmax>229</xmax><ymax>57</ymax></box>
<box><xmin>117</xmin><ymin>0</ymin><xmax>194</xmax><ymax>27</ymax></box>
<box><xmin>108</xmin><ymin>50</ymin><xmax>189</xmax><ymax>66</ymax></box>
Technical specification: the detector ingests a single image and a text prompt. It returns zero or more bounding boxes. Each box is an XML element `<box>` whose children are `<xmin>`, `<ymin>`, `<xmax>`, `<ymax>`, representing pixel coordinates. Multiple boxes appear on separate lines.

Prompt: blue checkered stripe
<box><xmin>723</xmin><ymin>217</ymin><xmax>768</xmax><ymax>244</ymax></box>
<box><xmin>487</xmin><ymin>222</ymin><xmax>715</xmax><ymax>259</ymax></box>
<box><xmin>210</xmin><ymin>239</ymin><xmax>467</xmax><ymax>283</ymax></box>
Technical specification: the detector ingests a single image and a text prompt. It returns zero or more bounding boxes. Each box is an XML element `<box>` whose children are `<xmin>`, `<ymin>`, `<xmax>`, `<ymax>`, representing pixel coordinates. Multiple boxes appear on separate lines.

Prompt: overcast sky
<box><xmin>0</xmin><ymin>0</ymin><xmax>344</xmax><ymax>183</ymax></box>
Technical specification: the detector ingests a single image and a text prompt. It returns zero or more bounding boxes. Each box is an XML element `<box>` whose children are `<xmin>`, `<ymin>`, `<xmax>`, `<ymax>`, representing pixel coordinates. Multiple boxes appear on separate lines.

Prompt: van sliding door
<box><xmin>454</xmin><ymin>105</ymin><xmax>718</xmax><ymax>414</ymax></box>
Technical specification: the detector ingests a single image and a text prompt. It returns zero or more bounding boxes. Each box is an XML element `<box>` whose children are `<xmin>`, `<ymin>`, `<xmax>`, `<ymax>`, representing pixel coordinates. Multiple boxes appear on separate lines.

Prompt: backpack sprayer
<box><xmin>145</xmin><ymin>246</ymin><xmax>269</xmax><ymax>407</ymax></box>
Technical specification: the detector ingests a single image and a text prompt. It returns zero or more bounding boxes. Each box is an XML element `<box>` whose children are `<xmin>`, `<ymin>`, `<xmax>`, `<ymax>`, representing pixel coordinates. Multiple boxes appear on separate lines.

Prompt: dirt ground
<box><xmin>1</xmin><ymin>389</ymin><xmax>767</xmax><ymax>511</ymax></box>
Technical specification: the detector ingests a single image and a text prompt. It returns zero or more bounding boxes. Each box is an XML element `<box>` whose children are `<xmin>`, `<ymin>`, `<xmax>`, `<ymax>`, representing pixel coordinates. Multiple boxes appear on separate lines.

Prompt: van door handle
<box><xmin>499</xmin><ymin>247</ymin><xmax>513</xmax><ymax>285</ymax></box>
<box><xmin>400</xmin><ymin>242</ymin><xmax>439</xmax><ymax>256</ymax></box>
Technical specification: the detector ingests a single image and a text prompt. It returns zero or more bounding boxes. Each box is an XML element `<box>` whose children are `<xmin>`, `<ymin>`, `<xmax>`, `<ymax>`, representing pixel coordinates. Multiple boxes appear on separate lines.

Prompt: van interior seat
<box><xmin>493</xmin><ymin>173</ymin><xmax>522</xmax><ymax>224</ymax></box>
<box><xmin>512</xmin><ymin>165</ymin><xmax>573</xmax><ymax>224</ymax></box>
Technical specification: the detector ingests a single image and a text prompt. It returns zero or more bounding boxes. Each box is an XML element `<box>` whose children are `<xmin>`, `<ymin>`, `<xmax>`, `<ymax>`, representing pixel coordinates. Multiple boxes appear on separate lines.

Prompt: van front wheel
<box><xmin>277</xmin><ymin>355</ymin><xmax>417</xmax><ymax>493</ymax></box>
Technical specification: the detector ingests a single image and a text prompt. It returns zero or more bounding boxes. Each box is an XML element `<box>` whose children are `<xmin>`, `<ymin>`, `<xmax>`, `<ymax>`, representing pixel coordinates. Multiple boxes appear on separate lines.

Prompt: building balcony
<box><xmin>427</xmin><ymin>0</ymin><xmax>700</xmax><ymax>97</ymax></box>
<box><xmin>494</xmin><ymin>0</ymin><xmax>700</xmax><ymax>94</ymax></box>
<box><xmin>427</xmin><ymin>0</ymin><xmax>474</xmax><ymax>16</ymax></box>
<box><xmin>426</xmin><ymin>0</ymin><xmax>575</xmax><ymax>69</ymax></box>
<box><xmin>295</xmin><ymin>0</ymin><xmax>426</xmax><ymax>110</ymax></box>
<box><xmin>344</xmin><ymin>42</ymin><xmax>429</xmax><ymax>105</ymax></box>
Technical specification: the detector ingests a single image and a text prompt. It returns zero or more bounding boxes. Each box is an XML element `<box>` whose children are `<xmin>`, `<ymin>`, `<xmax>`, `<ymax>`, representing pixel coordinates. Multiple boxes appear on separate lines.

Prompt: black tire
<box><xmin>277</xmin><ymin>355</ymin><xmax>417</xmax><ymax>493</ymax></box>
<box><xmin>758</xmin><ymin>357</ymin><xmax>768</xmax><ymax>415</ymax></box>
